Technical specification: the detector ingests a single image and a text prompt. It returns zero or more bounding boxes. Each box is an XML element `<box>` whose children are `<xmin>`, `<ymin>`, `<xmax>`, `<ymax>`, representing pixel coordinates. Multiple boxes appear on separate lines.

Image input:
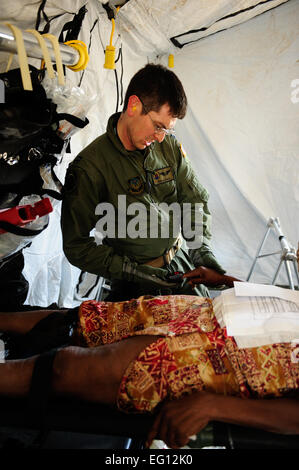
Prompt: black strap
<box><xmin>78</xmin><ymin>18</ymin><xmax>99</xmax><ymax>88</ymax></box>
<box><xmin>35</xmin><ymin>0</ymin><xmax>65</xmax><ymax>35</ymax></box>
<box><xmin>115</xmin><ymin>45</ymin><xmax>124</xmax><ymax>108</ymax></box>
<box><xmin>35</xmin><ymin>0</ymin><xmax>50</xmax><ymax>34</ymax></box>
<box><xmin>27</xmin><ymin>348</ymin><xmax>58</xmax><ymax>428</ymax></box>
<box><xmin>58</xmin><ymin>4</ymin><xmax>88</xmax><ymax>43</ymax></box>
<box><xmin>0</xmin><ymin>220</ymin><xmax>48</xmax><ymax>236</ymax></box>
<box><xmin>40</xmin><ymin>188</ymin><xmax>62</xmax><ymax>201</ymax></box>
<box><xmin>56</xmin><ymin>112</ymin><xmax>89</xmax><ymax>129</ymax></box>
<box><xmin>44</xmin><ymin>165</ymin><xmax>63</xmax><ymax>200</ymax></box>
<box><xmin>170</xmin><ymin>0</ymin><xmax>278</xmax><ymax>48</ymax></box>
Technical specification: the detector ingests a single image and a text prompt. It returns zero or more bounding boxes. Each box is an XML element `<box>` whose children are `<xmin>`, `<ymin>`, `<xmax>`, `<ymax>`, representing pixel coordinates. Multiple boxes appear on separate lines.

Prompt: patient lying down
<box><xmin>0</xmin><ymin>294</ymin><xmax>298</xmax><ymax>448</ymax></box>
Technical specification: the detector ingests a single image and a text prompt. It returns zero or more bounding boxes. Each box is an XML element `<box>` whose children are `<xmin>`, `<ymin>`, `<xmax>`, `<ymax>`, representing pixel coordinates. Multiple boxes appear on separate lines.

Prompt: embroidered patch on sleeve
<box><xmin>153</xmin><ymin>167</ymin><xmax>174</xmax><ymax>185</ymax></box>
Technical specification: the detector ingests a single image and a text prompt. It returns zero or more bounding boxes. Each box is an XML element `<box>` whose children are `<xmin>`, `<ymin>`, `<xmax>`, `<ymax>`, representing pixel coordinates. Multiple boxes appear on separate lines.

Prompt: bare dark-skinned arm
<box><xmin>147</xmin><ymin>392</ymin><xmax>299</xmax><ymax>449</ymax></box>
<box><xmin>210</xmin><ymin>394</ymin><xmax>299</xmax><ymax>435</ymax></box>
<box><xmin>183</xmin><ymin>266</ymin><xmax>242</xmax><ymax>288</ymax></box>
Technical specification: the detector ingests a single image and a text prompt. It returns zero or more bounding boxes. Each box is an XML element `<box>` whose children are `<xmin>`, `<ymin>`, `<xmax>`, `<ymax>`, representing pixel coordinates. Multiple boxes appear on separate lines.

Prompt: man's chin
<box><xmin>136</xmin><ymin>143</ymin><xmax>147</xmax><ymax>150</ymax></box>
<box><xmin>143</xmin><ymin>141</ymin><xmax>153</xmax><ymax>148</ymax></box>
<box><xmin>132</xmin><ymin>140</ymin><xmax>153</xmax><ymax>150</ymax></box>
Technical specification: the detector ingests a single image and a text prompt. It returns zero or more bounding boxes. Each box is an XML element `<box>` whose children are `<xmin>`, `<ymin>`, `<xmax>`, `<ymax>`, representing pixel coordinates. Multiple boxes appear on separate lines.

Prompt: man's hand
<box><xmin>122</xmin><ymin>259</ymin><xmax>179</xmax><ymax>287</ymax></box>
<box><xmin>147</xmin><ymin>392</ymin><xmax>299</xmax><ymax>449</ymax></box>
<box><xmin>183</xmin><ymin>266</ymin><xmax>242</xmax><ymax>288</ymax></box>
<box><xmin>183</xmin><ymin>266</ymin><xmax>227</xmax><ymax>287</ymax></box>
<box><xmin>146</xmin><ymin>393</ymin><xmax>213</xmax><ymax>449</ymax></box>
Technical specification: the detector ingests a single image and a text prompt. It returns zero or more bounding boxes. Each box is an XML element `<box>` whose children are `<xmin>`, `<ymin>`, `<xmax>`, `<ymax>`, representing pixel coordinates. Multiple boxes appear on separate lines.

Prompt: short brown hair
<box><xmin>123</xmin><ymin>63</ymin><xmax>187</xmax><ymax>119</ymax></box>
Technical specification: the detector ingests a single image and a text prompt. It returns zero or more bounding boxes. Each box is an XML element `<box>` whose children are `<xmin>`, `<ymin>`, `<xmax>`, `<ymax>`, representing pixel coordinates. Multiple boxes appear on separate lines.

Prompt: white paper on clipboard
<box><xmin>234</xmin><ymin>282</ymin><xmax>299</xmax><ymax>303</ymax></box>
<box><xmin>212</xmin><ymin>282</ymin><xmax>299</xmax><ymax>348</ymax></box>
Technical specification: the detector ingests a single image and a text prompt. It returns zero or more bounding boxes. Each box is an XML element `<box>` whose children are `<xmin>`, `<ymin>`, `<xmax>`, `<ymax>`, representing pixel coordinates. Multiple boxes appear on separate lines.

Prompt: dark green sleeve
<box><xmin>174</xmin><ymin>141</ymin><xmax>225</xmax><ymax>273</ymax></box>
<box><xmin>61</xmin><ymin>161</ymin><xmax>124</xmax><ymax>279</ymax></box>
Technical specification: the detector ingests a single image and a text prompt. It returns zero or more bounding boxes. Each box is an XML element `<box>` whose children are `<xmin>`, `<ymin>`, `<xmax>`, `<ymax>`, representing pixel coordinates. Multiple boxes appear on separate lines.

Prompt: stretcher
<box><xmin>0</xmin><ymin>319</ymin><xmax>298</xmax><ymax>449</ymax></box>
<box><xmin>0</xmin><ymin>395</ymin><xmax>298</xmax><ymax>449</ymax></box>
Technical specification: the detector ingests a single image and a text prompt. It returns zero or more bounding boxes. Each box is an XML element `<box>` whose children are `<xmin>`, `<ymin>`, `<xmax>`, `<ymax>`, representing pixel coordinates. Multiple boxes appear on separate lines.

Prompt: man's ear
<box><xmin>127</xmin><ymin>95</ymin><xmax>139</xmax><ymax>117</ymax></box>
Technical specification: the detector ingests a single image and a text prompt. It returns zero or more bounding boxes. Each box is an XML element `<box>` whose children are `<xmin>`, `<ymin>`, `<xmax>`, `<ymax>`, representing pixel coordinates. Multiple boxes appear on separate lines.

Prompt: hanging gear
<box><xmin>0</xmin><ymin>14</ymin><xmax>90</xmax><ymax>308</ymax></box>
<box><xmin>0</xmin><ymin>63</ymin><xmax>89</xmax><ymax>266</ymax></box>
<box><xmin>0</xmin><ymin>65</ymin><xmax>88</xmax><ymax>210</ymax></box>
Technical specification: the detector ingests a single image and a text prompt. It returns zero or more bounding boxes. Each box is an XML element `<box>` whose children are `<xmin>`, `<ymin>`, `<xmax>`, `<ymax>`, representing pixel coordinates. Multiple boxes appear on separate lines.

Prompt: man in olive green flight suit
<box><xmin>61</xmin><ymin>64</ymin><xmax>226</xmax><ymax>301</ymax></box>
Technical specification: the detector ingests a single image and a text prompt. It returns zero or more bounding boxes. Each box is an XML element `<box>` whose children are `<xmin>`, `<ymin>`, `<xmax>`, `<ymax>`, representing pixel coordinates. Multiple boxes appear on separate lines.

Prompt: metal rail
<box><xmin>0</xmin><ymin>24</ymin><xmax>79</xmax><ymax>66</ymax></box>
<box><xmin>247</xmin><ymin>217</ymin><xmax>299</xmax><ymax>290</ymax></box>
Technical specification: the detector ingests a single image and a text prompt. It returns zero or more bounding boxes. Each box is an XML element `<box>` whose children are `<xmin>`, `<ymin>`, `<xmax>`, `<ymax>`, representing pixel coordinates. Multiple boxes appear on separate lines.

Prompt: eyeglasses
<box><xmin>138</xmin><ymin>97</ymin><xmax>175</xmax><ymax>136</ymax></box>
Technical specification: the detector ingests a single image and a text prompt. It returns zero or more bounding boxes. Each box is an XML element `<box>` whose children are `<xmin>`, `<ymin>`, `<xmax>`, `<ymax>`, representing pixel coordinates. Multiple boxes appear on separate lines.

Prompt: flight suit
<box><xmin>61</xmin><ymin>112</ymin><xmax>224</xmax><ymax>298</ymax></box>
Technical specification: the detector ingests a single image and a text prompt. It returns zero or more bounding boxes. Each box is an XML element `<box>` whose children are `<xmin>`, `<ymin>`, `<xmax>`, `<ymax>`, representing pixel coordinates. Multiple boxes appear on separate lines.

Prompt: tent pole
<box><xmin>0</xmin><ymin>24</ymin><xmax>79</xmax><ymax>66</ymax></box>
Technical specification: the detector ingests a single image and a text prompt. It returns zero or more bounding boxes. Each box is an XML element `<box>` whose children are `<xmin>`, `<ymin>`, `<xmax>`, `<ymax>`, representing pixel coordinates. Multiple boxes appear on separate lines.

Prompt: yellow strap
<box><xmin>110</xmin><ymin>18</ymin><xmax>116</xmax><ymax>47</ymax></box>
<box><xmin>43</xmin><ymin>33</ymin><xmax>65</xmax><ymax>85</ymax></box>
<box><xmin>109</xmin><ymin>7</ymin><xmax>120</xmax><ymax>47</ymax></box>
<box><xmin>26</xmin><ymin>29</ymin><xmax>55</xmax><ymax>79</ymax></box>
<box><xmin>3</xmin><ymin>22</ymin><xmax>32</xmax><ymax>90</ymax></box>
<box><xmin>5</xmin><ymin>53</ymin><xmax>14</xmax><ymax>72</ymax></box>
<box><xmin>64</xmin><ymin>40</ymin><xmax>89</xmax><ymax>71</ymax></box>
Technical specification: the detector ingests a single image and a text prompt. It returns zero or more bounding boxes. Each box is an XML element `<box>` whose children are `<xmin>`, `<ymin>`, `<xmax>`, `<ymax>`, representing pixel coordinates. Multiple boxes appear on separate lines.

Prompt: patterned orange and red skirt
<box><xmin>77</xmin><ymin>295</ymin><xmax>299</xmax><ymax>413</ymax></box>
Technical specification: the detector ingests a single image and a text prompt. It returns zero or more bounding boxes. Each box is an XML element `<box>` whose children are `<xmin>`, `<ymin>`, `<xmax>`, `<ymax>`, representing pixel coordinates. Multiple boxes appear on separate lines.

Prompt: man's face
<box><xmin>127</xmin><ymin>102</ymin><xmax>177</xmax><ymax>151</ymax></box>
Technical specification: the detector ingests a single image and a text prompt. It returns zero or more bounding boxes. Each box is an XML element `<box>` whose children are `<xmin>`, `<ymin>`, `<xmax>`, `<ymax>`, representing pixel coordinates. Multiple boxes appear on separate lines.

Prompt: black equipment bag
<box><xmin>0</xmin><ymin>66</ymin><xmax>64</xmax><ymax>208</ymax></box>
<box><xmin>0</xmin><ymin>65</ymin><xmax>88</xmax><ymax>210</ymax></box>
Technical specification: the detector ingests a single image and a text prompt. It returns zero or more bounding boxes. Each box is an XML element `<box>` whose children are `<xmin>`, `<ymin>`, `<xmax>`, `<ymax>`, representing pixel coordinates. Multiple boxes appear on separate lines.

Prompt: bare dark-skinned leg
<box><xmin>0</xmin><ymin>309</ymin><xmax>68</xmax><ymax>335</ymax></box>
<box><xmin>0</xmin><ymin>335</ymin><xmax>158</xmax><ymax>405</ymax></box>
<box><xmin>0</xmin><ymin>356</ymin><xmax>37</xmax><ymax>396</ymax></box>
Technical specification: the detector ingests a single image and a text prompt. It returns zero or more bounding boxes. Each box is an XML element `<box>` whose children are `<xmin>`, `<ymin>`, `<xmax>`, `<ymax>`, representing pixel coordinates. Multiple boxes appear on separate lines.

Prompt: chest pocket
<box><xmin>151</xmin><ymin>166</ymin><xmax>177</xmax><ymax>202</ymax></box>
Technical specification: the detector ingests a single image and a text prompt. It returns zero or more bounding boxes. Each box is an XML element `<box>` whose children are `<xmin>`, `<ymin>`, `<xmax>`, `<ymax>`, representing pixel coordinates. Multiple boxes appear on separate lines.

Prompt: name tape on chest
<box><xmin>153</xmin><ymin>167</ymin><xmax>174</xmax><ymax>185</ymax></box>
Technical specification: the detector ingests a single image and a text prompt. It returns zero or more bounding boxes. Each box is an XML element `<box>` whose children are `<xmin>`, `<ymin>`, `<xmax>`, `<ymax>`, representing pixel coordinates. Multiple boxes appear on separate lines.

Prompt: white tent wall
<box><xmin>0</xmin><ymin>0</ymin><xmax>298</xmax><ymax>307</ymax></box>
<box><xmin>114</xmin><ymin>0</ymin><xmax>289</xmax><ymax>55</ymax></box>
<box><xmin>170</xmin><ymin>0</ymin><xmax>299</xmax><ymax>284</ymax></box>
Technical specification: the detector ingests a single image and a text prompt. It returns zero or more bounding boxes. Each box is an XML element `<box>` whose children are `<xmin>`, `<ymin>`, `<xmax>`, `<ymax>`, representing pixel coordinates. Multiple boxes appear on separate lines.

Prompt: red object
<box><xmin>0</xmin><ymin>198</ymin><xmax>53</xmax><ymax>234</ymax></box>
<box><xmin>152</xmin><ymin>299</ymin><xmax>169</xmax><ymax>305</ymax></box>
